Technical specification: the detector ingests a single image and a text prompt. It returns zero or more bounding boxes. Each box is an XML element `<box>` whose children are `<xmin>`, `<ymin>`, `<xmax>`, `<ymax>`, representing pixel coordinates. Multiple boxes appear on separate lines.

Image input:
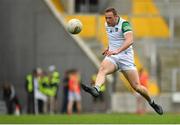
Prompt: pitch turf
<box><xmin>0</xmin><ymin>113</ymin><xmax>180</xmax><ymax>124</ymax></box>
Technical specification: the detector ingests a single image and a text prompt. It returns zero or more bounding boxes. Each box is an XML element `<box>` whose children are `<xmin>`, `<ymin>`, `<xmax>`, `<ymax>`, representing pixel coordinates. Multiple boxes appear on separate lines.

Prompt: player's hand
<box><xmin>105</xmin><ymin>50</ymin><xmax>119</xmax><ymax>56</ymax></box>
<box><xmin>102</xmin><ymin>48</ymin><xmax>109</xmax><ymax>55</ymax></box>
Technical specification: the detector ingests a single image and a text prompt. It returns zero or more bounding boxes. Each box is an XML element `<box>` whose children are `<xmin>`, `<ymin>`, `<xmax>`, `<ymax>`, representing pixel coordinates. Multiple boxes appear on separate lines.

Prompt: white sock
<box><xmin>149</xmin><ymin>99</ymin><xmax>153</xmax><ymax>104</ymax></box>
<box><xmin>94</xmin><ymin>85</ymin><xmax>100</xmax><ymax>92</ymax></box>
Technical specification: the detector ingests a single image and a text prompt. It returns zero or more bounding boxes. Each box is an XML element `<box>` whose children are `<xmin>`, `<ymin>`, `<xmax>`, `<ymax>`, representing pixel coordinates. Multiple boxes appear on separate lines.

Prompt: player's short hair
<box><xmin>105</xmin><ymin>7</ymin><xmax>118</xmax><ymax>16</ymax></box>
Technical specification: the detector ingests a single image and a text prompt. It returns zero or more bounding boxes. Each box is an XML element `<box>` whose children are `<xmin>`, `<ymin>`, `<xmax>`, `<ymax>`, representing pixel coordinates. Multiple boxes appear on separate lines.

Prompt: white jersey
<box><xmin>104</xmin><ymin>17</ymin><xmax>136</xmax><ymax>71</ymax></box>
<box><xmin>105</xmin><ymin>17</ymin><xmax>133</xmax><ymax>54</ymax></box>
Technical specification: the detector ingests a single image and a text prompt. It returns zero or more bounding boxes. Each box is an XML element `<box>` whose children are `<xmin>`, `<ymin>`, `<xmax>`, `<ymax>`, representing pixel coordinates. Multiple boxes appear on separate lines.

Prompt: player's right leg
<box><xmin>81</xmin><ymin>59</ymin><xmax>117</xmax><ymax>97</ymax></box>
<box><xmin>95</xmin><ymin>59</ymin><xmax>117</xmax><ymax>87</ymax></box>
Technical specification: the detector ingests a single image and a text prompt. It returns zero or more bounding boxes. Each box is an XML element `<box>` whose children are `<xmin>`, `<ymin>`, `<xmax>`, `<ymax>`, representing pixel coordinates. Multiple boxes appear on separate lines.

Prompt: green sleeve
<box><xmin>122</xmin><ymin>21</ymin><xmax>132</xmax><ymax>34</ymax></box>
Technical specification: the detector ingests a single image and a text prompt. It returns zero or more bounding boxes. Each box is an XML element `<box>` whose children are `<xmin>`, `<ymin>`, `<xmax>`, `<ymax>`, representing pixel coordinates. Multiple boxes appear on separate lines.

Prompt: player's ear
<box><xmin>115</xmin><ymin>15</ymin><xmax>119</xmax><ymax>19</ymax></box>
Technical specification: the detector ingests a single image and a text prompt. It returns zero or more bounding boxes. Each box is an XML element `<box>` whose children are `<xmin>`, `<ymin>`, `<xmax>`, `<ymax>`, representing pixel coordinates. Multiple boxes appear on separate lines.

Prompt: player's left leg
<box><xmin>81</xmin><ymin>59</ymin><xmax>117</xmax><ymax>97</ymax></box>
<box><xmin>122</xmin><ymin>69</ymin><xmax>163</xmax><ymax>115</ymax></box>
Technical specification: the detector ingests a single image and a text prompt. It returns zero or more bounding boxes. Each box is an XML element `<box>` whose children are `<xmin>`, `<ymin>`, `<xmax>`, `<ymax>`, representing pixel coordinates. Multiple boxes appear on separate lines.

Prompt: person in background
<box><xmin>39</xmin><ymin>71</ymin><xmax>50</xmax><ymax>114</ymax></box>
<box><xmin>67</xmin><ymin>69</ymin><xmax>82</xmax><ymax>115</ymax></box>
<box><xmin>47</xmin><ymin>65</ymin><xmax>60</xmax><ymax>114</ymax></box>
<box><xmin>35</xmin><ymin>68</ymin><xmax>47</xmax><ymax>114</ymax></box>
<box><xmin>25</xmin><ymin>69</ymin><xmax>37</xmax><ymax>114</ymax></box>
<box><xmin>61</xmin><ymin>70</ymin><xmax>70</xmax><ymax>113</ymax></box>
<box><xmin>3</xmin><ymin>82</ymin><xmax>21</xmax><ymax>115</ymax></box>
<box><xmin>40</xmin><ymin>65</ymin><xmax>60</xmax><ymax>114</ymax></box>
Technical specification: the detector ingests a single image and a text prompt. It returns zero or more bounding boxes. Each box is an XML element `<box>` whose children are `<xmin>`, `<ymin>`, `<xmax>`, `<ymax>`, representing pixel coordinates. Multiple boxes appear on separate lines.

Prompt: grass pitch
<box><xmin>0</xmin><ymin>113</ymin><xmax>180</xmax><ymax>124</ymax></box>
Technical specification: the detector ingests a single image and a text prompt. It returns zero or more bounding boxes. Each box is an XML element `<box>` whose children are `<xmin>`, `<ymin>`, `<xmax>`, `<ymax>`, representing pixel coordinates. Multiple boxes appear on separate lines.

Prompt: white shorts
<box><xmin>104</xmin><ymin>51</ymin><xmax>136</xmax><ymax>71</ymax></box>
<box><xmin>68</xmin><ymin>91</ymin><xmax>81</xmax><ymax>102</ymax></box>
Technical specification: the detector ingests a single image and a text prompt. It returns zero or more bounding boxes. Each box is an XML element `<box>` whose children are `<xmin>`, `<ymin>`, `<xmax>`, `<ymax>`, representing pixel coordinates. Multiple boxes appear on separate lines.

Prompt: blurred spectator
<box><xmin>39</xmin><ymin>71</ymin><xmax>50</xmax><ymax>114</ymax></box>
<box><xmin>139</xmin><ymin>68</ymin><xmax>149</xmax><ymax>89</ymax></box>
<box><xmin>35</xmin><ymin>68</ymin><xmax>47</xmax><ymax>114</ymax></box>
<box><xmin>25</xmin><ymin>68</ymin><xmax>47</xmax><ymax>114</ymax></box>
<box><xmin>25</xmin><ymin>69</ymin><xmax>37</xmax><ymax>114</ymax></box>
<box><xmin>48</xmin><ymin>65</ymin><xmax>60</xmax><ymax>114</ymax></box>
<box><xmin>2</xmin><ymin>82</ymin><xmax>21</xmax><ymax>115</ymax></box>
<box><xmin>136</xmin><ymin>68</ymin><xmax>149</xmax><ymax>114</ymax></box>
<box><xmin>61</xmin><ymin>70</ymin><xmax>70</xmax><ymax>113</ymax></box>
<box><xmin>40</xmin><ymin>65</ymin><xmax>60</xmax><ymax>114</ymax></box>
<box><xmin>67</xmin><ymin>69</ymin><xmax>82</xmax><ymax>115</ymax></box>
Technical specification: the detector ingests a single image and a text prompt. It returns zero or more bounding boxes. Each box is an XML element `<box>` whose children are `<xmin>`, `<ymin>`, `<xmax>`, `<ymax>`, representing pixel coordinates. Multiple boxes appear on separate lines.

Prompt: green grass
<box><xmin>0</xmin><ymin>113</ymin><xmax>180</xmax><ymax>124</ymax></box>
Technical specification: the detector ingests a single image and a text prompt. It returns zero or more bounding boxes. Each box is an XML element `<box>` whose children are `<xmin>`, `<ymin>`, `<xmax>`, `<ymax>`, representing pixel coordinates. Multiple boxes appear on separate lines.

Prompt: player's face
<box><xmin>105</xmin><ymin>12</ymin><xmax>117</xmax><ymax>26</ymax></box>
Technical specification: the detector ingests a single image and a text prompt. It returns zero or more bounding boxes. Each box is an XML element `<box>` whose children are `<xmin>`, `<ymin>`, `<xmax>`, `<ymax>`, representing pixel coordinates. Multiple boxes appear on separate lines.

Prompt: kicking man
<box><xmin>81</xmin><ymin>7</ymin><xmax>163</xmax><ymax>115</ymax></box>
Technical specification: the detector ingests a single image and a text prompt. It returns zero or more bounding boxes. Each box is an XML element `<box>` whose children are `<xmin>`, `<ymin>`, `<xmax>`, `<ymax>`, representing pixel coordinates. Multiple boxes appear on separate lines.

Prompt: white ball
<box><xmin>67</xmin><ymin>19</ymin><xmax>83</xmax><ymax>34</ymax></box>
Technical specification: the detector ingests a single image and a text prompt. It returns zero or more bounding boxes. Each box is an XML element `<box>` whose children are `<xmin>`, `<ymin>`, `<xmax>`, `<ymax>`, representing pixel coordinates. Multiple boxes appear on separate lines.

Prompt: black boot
<box><xmin>81</xmin><ymin>84</ymin><xmax>100</xmax><ymax>97</ymax></box>
<box><xmin>149</xmin><ymin>101</ymin><xmax>163</xmax><ymax>115</ymax></box>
